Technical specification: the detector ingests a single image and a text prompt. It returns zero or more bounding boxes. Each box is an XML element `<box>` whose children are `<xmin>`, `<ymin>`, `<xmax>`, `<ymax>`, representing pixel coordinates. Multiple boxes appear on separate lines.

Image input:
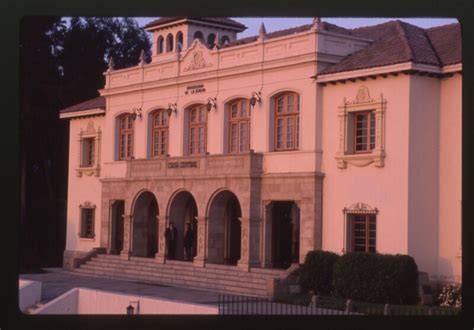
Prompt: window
<box><xmin>151</xmin><ymin>110</ymin><xmax>168</xmax><ymax>157</ymax></box>
<box><xmin>157</xmin><ymin>36</ymin><xmax>164</xmax><ymax>54</ymax></box>
<box><xmin>348</xmin><ymin>214</ymin><xmax>376</xmax><ymax>252</ymax></box>
<box><xmin>228</xmin><ymin>99</ymin><xmax>250</xmax><ymax>153</ymax></box>
<box><xmin>194</xmin><ymin>31</ymin><xmax>204</xmax><ymax>41</ymax></box>
<box><xmin>221</xmin><ymin>35</ymin><xmax>230</xmax><ymax>46</ymax></box>
<box><xmin>188</xmin><ymin>105</ymin><xmax>207</xmax><ymax>155</ymax></box>
<box><xmin>118</xmin><ymin>114</ymin><xmax>134</xmax><ymax>160</ymax></box>
<box><xmin>166</xmin><ymin>33</ymin><xmax>174</xmax><ymax>52</ymax></box>
<box><xmin>354</xmin><ymin>111</ymin><xmax>376</xmax><ymax>153</ymax></box>
<box><xmin>207</xmin><ymin>33</ymin><xmax>216</xmax><ymax>48</ymax></box>
<box><xmin>81</xmin><ymin>137</ymin><xmax>95</xmax><ymax>167</ymax></box>
<box><xmin>336</xmin><ymin>86</ymin><xmax>386</xmax><ymax>168</ymax></box>
<box><xmin>176</xmin><ymin>31</ymin><xmax>183</xmax><ymax>52</ymax></box>
<box><xmin>274</xmin><ymin>92</ymin><xmax>300</xmax><ymax>151</ymax></box>
<box><xmin>80</xmin><ymin>207</ymin><xmax>95</xmax><ymax>239</ymax></box>
<box><xmin>76</xmin><ymin>121</ymin><xmax>101</xmax><ymax>177</ymax></box>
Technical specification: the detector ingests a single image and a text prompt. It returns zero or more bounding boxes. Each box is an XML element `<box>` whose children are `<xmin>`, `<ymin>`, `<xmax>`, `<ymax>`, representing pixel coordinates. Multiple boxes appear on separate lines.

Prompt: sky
<box><xmin>136</xmin><ymin>17</ymin><xmax>458</xmax><ymax>38</ymax></box>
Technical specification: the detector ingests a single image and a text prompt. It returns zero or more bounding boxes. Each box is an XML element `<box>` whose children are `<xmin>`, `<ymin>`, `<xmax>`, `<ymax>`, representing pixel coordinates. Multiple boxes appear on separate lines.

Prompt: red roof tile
<box><xmin>425</xmin><ymin>23</ymin><xmax>461</xmax><ymax>66</ymax></box>
<box><xmin>60</xmin><ymin>96</ymin><xmax>105</xmax><ymax>114</ymax></box>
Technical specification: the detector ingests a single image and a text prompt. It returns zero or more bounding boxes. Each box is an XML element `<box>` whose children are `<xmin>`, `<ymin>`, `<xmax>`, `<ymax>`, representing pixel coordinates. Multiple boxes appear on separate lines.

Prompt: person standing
<box><xmin>164</xmin><ymin>221</ymin><xmax>177</xmax><ymax>260</ymax></box>
<box><xmin>184</xmin><ymin>223</ymin><xmax>195</xmax><ymax>261</ymax></box>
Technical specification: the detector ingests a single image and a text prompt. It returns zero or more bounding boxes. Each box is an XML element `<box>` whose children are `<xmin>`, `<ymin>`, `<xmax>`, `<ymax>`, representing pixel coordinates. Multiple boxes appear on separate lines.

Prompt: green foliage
<box><xmin>299</xmin><ymin>250</ymin><xmax>340</xmax><ymax>295</ymax></box>
<box><xmin>332</xmin><ymin>252</ymin><xmax>419</xmax><ymax>304</ymax></box>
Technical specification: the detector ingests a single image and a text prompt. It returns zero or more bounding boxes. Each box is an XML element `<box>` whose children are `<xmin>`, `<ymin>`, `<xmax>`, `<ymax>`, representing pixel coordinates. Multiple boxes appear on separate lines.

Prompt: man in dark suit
<box><xmin>164</xmin><ymin>221</ymin><xmax>177</xmax><ymax>260</ymax></box>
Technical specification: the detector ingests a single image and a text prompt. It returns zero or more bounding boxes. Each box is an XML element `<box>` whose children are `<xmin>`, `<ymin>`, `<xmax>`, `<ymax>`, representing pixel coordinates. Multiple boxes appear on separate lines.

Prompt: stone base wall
<box><xmin>63</xmin><ymin>248</ymin><xmax>106</xmax><ymax>270</ymax></box>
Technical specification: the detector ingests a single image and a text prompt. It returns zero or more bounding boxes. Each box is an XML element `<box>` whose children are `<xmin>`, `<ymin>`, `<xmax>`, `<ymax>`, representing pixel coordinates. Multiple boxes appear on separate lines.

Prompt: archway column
<box><xmin>155</xmin><ymin>215</ymin><xmax>166</xmax><ymax>264</ymax></box>
<box><xmin>120</xmin><ymin>214</ymin><xmax>132</xmax><ymax>260</ymax></box>
<box><xmin>238</xmin><ymin>217</ymin><xmax>260</xmax><ymax>271</ymax></box>
<box><xmin>193</xmin><ymin>216</ymin><xmax>207</xmax><ymax>267</ymax></box>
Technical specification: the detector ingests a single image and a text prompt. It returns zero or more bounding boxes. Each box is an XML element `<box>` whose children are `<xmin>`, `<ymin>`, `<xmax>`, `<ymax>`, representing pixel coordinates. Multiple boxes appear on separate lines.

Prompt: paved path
<box><xmin>20</xmin><ymin>268</ymin><xmax>221</xmax><ymax>306</ymax></box>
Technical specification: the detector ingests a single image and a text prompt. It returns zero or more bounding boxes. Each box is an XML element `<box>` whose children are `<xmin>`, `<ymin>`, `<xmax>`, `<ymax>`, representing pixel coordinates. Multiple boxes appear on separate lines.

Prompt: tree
<box><xmin>19</xmin><ymin>16</ymin><xmax>152</xmax><ymax>271</ymax></box>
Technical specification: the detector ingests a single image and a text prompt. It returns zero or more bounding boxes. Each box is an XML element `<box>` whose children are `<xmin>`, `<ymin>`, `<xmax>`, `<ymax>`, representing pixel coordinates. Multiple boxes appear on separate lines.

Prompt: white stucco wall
<box><xmin>320</xmin><ymin>76</ymin><xmax>411</xmax><ymax>256</ymax></box>
<box><xmin>19</xmin><ymin>280</ymin><xmax>42</xmax><ymax>312</ymax></box>
<box><xmin>407</xmin><ymin>75</ymin><xmax>440</xmax><ymax>278</ymax></box>
<box><xmin>65</xmin><ymin>116</ymin><xmax>104</xmax><ymax>251</ymax></box>
<box><xmin>438</xmin><ymin>74</ymin><xmax>462</xmax><ymax>282</ymax></box>
<box><xmin>33</xmin><ymin>288</ymin><xmax>219</xmax><ymax>314</ymax></box>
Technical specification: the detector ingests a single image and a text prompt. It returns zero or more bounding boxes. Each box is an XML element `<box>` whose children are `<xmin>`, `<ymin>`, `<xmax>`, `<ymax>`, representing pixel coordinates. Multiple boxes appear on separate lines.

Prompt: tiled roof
<box><xmin>319</xmin><ymin>21</ymin><xmax>460</xmax><ymax>75</ymax></box>
<box><xmin>60</xmin><ymin>96</ymin><xmax>105</xmax><ymax>113</ymax></box>
<box><xmin>425</xmin><ymin>23</ymin><xmax>462</xmax><ymax>66</ymax></box>
<box><xmin>145</xmin><ymin>17</ymin><xmax>247</xmax><ymax>30</ymax></box>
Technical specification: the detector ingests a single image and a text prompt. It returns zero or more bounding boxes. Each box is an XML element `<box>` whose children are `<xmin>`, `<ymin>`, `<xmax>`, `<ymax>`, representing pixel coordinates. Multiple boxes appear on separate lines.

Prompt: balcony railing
<box><xmin>126</xmin><ymin>151</ymin><xmax>263</xmax><ymax>179</ymax></box>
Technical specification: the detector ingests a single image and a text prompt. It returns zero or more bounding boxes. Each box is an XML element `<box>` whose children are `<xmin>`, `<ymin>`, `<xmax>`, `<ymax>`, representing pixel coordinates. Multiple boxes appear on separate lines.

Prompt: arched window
<box><xmin>166</xmin><ymin>33</ymin><xmax>174</xmax><ymax>52</ymax></box>
<box><xmin>207</xmin><ymin>33</ymin><xmax>216</xmax><ymax>48</ymax></box>
<box><xmin>176</xmin><ymin>31</ymin><xmax>184</xmax><ymax>52</ymax></box>
<box><xmin>118</xmin><ymin>114</ymin><xmax>134</xmax><ymax>160</ymax></box>
<box><xmin>274</xmin><ymin>92</ymin><xmax>300</xmax><ymax>151</ymax></box>
<box><xmin>221</xmin><ymin>35</ymin><xmax>230</xmax><ymax>46</ymax></box>
<box><xmin>157</xmin><ymin>36</ymin><xmax>164</xmax><ymax>54</ymax></box>
<box><xmin>188</xmin><ymin>105</ymin><xmax>207</xmax><ymax>155</ymax></box>
<box><xmin>151</xmin><ymin>109</ymin><xmax>169</xmax><ymax>157</ymax></box>
<box><xmin>228</xmin><ymin>99</ymin><xmax>250</xmax><ymax>153</ymax></box>
<box><xmin>194</xmin><ymin>31</ymin><xmax>204</xmax><ymax>42</ymax></box>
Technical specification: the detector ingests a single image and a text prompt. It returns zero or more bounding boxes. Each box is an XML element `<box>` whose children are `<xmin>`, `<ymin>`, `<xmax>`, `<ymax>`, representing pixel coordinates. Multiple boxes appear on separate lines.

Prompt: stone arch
<box><xmin>206</xmin><ymin>189</ymin><xmax>242</xmax><ymax>265</ymax></box>
<box><xmin>166</xmin><ymin>33</ymin><xmax>174</xmax><ymax>52</ymax></box>
<box><xmin>130</xmin><ymin>190</ymin><xmax>159</xmax><ymax>258</ymax></box>
<box><xmin>166</xmin><ymin>189</ymin><xmax>199</xmax><ymax>261</ymax></box>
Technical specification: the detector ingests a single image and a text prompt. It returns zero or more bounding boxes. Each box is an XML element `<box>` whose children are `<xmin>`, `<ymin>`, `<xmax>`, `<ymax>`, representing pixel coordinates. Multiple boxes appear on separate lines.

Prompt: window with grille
<box><xmin>118</xmin><ymin>114</ymin><xmax>133</xmax><ymax>160</ymax></box>
<box><xmin>348</xmin><ymin>214</ymin><xmax>376</xmax><ymax>252</ymax></box>
<box><xmin>228</xmin><ymin>99</ymin><xmax>250</xmax><ymax>153</ymax></box>
<box><xmin>151</xmin><ymin>109</ymin><xmax>168</xmax><ymax>157</ymax></box>
<box><xmin>274</xmin><ymin>92</ymin><xmax>300</xmax><ymax>151</ymax></box>
<box><xmin>354</xmin><ymin>111</ymin><xmax>376</xmax><ymax>153</ymax></box>
<box><xmin>80</xmin><ymin>208</ymin><xmax>95</xmax><ymax>239</ymax></box>
<box><xmin>188</xmin><ymin>105</ymin><xmax>207</xmax><ymax>155</ymax></box>
<box><xmin>81</xmin><ymin>138</ymin><xmax>95</xmax><ymax>167</ymax></box>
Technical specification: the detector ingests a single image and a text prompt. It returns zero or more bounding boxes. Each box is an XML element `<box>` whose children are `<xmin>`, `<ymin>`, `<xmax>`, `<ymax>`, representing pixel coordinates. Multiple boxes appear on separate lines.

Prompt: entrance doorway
<box><xmin>208</xmin><ymin>190</ymin><xmax>241</xmax><ymax>265</ymax></box>
<box><xmin>110</xmin><ymin>200</ymin><xmax>124</xmax><ymax>255</ymax></box>
<box><xmin>168</xmin><ymin>191</ymin><xmax>198</xmax><ymax>261</ymax></box>
<box><xmin>271</xmin><ymin>201</ymin><xmax>300</xmax><ymax>269</ymax></box>
<box><xmin>131</xmin><ymin>191</ymin><xmax>159</xmax><ymax>258</ymax></box>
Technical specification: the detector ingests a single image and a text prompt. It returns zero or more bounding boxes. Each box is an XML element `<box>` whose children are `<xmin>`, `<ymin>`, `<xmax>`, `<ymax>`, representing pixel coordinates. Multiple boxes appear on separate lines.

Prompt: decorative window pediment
<box><xmin>76</xmin><ymin>121</ymin><xmax>101</xmax><ymax>177</ymax></box>
<box><xmin>343</xmin><ymin>202</ymin><xmax>378</xmax><ymax>214</ymax></box>
<box><xmin>335</xmin><ymin>86</ymin><xmax>386</xmax><ymax>169</ymax></box>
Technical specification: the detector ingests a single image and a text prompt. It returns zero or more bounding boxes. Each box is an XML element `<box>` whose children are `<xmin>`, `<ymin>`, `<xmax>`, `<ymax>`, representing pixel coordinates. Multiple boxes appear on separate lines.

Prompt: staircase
<box><xmin>24</xmin><ymin>302</ymin><xmax>45</xmax><ymax>314</ymax></box>
<box><xmin>72</xmin><ymin>254</ymin><xmax>286</xmax><ymax>297</ymax></box>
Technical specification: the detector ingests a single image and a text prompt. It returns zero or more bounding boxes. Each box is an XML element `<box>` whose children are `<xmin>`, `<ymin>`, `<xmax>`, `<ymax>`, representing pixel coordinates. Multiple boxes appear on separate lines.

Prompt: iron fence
<box><xmin>217</xmin><ymin>294</ymin><xmax>460</xmax><ymax>316</ymax></box>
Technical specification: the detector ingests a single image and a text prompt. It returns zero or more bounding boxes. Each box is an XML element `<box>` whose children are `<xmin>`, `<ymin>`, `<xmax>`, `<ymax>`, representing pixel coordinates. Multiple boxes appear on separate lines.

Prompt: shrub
<box><xmin>299</xmin><ymin>250</ymin><xmax>340</xmax><ymax>295</ymax></box>
<box><xmin>438</xmin><ymin>283</ymin><xmax>462</xmax><ymax>308</ymax></box>
<box><xmin>332</xmin><ymin>252</ymin><xmax>419</xmax><ymax>305</ymax></box>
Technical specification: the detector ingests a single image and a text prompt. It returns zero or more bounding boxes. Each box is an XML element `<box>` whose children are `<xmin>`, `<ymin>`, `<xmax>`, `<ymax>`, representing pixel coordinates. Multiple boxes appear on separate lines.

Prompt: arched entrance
<box><xmin>270</xmin><ymin>201</ymin><xmax>300</xmax><ymax>269</ymax></box>
<box><xmin>207</xmin><ymin>190</ymin><xmax>242</xmax><ymax>265</ymax></box>
<box><xmin>168</xmin><ymin>191</ymin><xmax>198</xmax><ymax>261</ymax></box>
<box><xmin>131</xmin><ymin>191</ymin><xmax>159</xmax><ymax>258</ymax></box>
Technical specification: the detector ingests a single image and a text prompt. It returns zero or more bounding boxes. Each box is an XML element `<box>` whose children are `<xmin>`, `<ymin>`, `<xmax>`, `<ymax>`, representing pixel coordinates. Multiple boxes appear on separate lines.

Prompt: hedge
<box><xmin>332</xmin><ymin>252</ymin><xmax>419</xmax><ymax>304</ymax></box>
<box><xmin>299</xmin><ymin>250</ymin><xmax>340</xmax><ymax>295</ymax></box>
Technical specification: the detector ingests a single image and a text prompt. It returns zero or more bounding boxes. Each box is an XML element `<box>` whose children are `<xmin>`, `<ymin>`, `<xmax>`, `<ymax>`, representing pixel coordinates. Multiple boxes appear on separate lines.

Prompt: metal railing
<box><xmin>217</xmin><ymin>294</ymin><xmax>461</xmax><ymax>316</ymax></box>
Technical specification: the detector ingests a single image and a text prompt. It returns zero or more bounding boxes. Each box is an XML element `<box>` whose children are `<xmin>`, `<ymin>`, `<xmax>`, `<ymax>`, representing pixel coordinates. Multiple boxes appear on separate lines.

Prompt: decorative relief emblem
<box><xmin>85</xmin><ymin>121</ymin><xmax>95</xmax><ymax>134</ymax></box>
<box><xmin>353</xmin><ymin>86</ymin><xmax>373</xmax><ymax>104</ymax></box>
<box><xmin>184</xmin><ymin>51</ymin><xmax>213</xmax><ymax>72</ymax></box>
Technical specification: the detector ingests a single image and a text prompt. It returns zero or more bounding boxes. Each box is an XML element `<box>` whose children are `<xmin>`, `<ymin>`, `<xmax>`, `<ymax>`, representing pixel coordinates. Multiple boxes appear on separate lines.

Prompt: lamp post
<box><xmin>126</xmin><ymin>300</ymin><xmax>140</xmax><ymax>315</ymax></box>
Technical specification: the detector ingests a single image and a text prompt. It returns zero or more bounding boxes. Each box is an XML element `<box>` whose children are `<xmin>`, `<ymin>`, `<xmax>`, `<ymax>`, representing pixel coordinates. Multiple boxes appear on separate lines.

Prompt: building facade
<box><xmin>60</xmin><ymin>17</ymin><xmax>462</xmax><ymax>283</ymax></box>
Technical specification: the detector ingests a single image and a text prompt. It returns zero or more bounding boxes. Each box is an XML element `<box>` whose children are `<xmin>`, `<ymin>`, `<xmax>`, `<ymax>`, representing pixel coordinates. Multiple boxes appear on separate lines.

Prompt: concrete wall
<box><xmin>19</xmin><ymin>280</ymin><xmax>42</xmax><ymax>312</ymax></box>
<box><xmin>33</xmin><ymin>288</ymin><xmax>218</xmax><ymax>314</ymax></box>
<box><xmin>437</xmin><ymin>74</ymin><xmax>462</xmax><ymax>282</ymax></box>
<box><xmin>320</xmin><ymin>76</ymin><xmax>411</xmax><ymax>255</ymax></box>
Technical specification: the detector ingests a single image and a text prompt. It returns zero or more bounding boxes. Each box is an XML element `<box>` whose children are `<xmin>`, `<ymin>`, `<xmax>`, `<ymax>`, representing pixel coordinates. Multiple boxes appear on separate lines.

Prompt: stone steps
<box><xmin>73</xmin><ymin>267</ymin><xmax>268</xmax><ymax>297</ymax></box>
<box><xmin>73</xmin><ymin>254</ymin><xmax>281</xmax><ymax>297</ymax></box>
